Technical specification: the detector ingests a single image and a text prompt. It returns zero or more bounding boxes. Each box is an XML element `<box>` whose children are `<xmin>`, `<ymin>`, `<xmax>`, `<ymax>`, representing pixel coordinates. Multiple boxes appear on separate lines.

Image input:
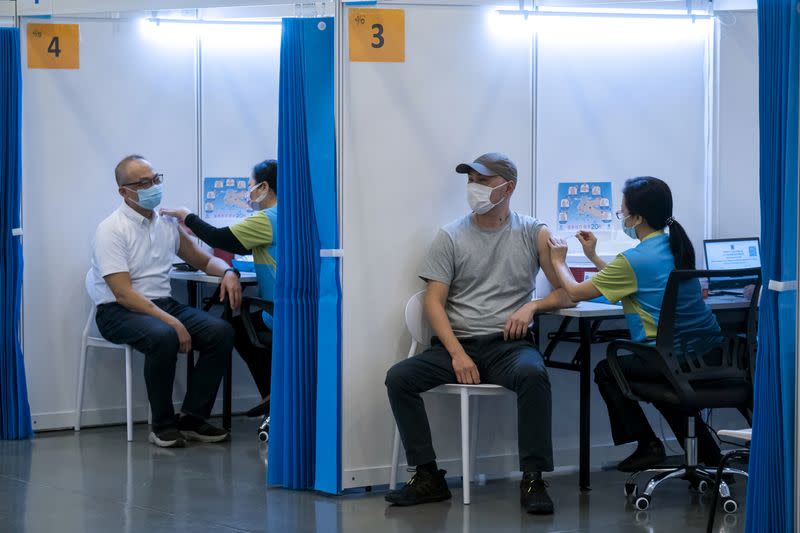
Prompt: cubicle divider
<box><xmin>338</xmin><ymin>1</ymin><xmax>757</xmax><ymax>490</ymax></box>
<box><xmin>20</xmin><ymin>12</ymin><xmax>281</xmax><ymax>431</ymax></box>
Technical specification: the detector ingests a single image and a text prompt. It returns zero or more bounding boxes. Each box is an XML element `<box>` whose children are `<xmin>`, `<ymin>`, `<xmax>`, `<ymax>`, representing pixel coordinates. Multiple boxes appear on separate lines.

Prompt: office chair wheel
<box><xmin>693</xmin><ymin>479</ymin><xmax>710</xmax><ymax>495</ymax></box>
<box><xmin>634</xmin><ymin>495</ymin><xmax>650</xmax><ymax>510</ymax></box>
<box><xmin>257</xmin><ymin>416</ymin><xmax>270</xmax><ymax>443</ymax></box>
<box><xmin>624</xmin><ymin>483</ymin><xmax>637</xmax><ymax>497</ymax></box>
<box><xmin>722</xmin><ymin>498</ymin><xmax>738</xmax><ymax>514</ymax></box>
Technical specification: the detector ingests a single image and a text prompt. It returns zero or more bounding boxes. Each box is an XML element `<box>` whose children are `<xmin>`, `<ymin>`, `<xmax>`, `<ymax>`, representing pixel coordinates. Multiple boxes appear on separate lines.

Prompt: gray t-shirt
<box><xmin>419</xmin><ymin>212</ymin><xmax>546</xmax><ymax>338</ymax></box>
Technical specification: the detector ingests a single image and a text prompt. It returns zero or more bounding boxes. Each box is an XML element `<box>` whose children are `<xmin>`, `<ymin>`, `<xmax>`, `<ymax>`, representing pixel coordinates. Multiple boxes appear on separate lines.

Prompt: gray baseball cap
<box><xmin>456</xmin><ymin>152</ymin><xmax>518</xmax><ymax>182</ymax></box>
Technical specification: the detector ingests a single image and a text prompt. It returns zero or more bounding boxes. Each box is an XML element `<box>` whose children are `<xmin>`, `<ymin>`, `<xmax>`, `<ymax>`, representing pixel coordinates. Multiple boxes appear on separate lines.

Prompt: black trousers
<box><xmin>594</xmin><ymin>356</ymin><xmax>721</xmax><ymax>465</ymax></box>
<box><xmin>385</xmin><ymin>333</ymin><xmax>553</xmax><ymax>473</ymax></box>
<box><xmin>96</xmin><ymin>298</ymin><xmax>234</xmax><ymax>431</ymax></box>
<box><xmin>230</xmin><ymin>312</ymin><xmax>272</xmax><ymax>399</ymax></box>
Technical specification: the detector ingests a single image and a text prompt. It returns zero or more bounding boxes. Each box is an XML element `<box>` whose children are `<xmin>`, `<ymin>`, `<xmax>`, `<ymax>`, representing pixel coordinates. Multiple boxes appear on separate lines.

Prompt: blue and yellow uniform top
<box><xmin>590</xmin><ymin>231</ymin><xmax>721</xmax><ymax>353</ymax></box>
<box><xmin>230</xmin><ymin>205</ymin><xmax>278</xmax><ymax>327</ymax></box>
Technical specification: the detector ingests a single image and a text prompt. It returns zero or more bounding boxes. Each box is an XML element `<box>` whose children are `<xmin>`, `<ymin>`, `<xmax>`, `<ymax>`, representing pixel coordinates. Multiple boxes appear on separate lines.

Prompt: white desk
<box><xmin>169</xmin><ymin>270</ymin><xmax>257</xmax><ymax>284</ymax></box>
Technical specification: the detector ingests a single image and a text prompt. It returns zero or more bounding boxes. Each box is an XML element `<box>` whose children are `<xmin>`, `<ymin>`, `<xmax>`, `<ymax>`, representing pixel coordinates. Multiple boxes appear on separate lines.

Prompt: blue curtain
<box><xmin>269</xmin><ymin>17</ymin><xmax>339</xmax><ymax>492</ymax></box>
<box><xmin>746</xmin><ymin>0</ymin><xmax>798</xmax><ymax>530</ymax></box>
<box><xmin>0</xmin><ymin>28</ymin><xmax>33</xmax><ymax>441</ymax></box>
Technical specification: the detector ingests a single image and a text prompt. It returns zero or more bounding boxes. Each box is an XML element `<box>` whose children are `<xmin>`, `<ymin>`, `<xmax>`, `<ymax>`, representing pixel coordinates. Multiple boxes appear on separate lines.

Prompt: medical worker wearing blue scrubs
<box><xmin>547</xmin><ymin>176</ymin><xmax>724</xmax><ymax>472</ymax></box>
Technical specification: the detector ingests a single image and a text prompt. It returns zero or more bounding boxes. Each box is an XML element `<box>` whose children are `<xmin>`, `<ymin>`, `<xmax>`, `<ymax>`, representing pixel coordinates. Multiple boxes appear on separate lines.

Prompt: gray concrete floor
<box><xmin>0</xmin><ymin>418</ymin><xmax>745</xmax><ymax>533</ymax></box>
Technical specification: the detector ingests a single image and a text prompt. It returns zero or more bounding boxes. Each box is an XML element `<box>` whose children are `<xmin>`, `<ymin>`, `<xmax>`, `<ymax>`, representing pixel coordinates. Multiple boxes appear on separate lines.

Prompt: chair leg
<box><xmin>469</xmin><ymin>396</ymin><xmax>479</xmax><ymax>484</ymax></box>
<box><xmin>460</xmin><ymin>389</ymin><xmax>471</xmax><ymax>505</ymax></box>
<box><xmin>643</xmin><ymin>468</ymin><xmax>688</xmax><ymax>496</ymax></box>
<box><xmin>390</xmin><ymin>426</ymin><xmax>401</xmax><ymax>490</ymax></box>
<box><xmin>125</xmin><ymin>347</ymin><xmax>133</xmax><ymax>442</ymax></box>
<box><xmin>75</xmin><ymin>340</ymin><xmax>88</xmax><ymax>431</ymax></box>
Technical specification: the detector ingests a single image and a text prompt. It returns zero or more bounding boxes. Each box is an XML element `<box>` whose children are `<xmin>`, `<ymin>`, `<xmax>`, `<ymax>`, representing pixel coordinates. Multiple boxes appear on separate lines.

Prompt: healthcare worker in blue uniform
<box><xmin>547</xmin><ymin>176</ymin><xmax>723</xmax><ymax>472</ymax></box>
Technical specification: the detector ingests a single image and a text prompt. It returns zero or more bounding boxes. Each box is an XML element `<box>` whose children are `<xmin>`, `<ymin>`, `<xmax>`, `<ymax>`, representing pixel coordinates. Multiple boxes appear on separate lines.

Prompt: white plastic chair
<box><xmin>389</xmin><ymin>291</ymin><xmax>515</xmax><ymax>504</ymax></box>
<box><xmin>74</xmin><ymin>271</ymin><xmax>138</xmax><ymax>442</ymax></box>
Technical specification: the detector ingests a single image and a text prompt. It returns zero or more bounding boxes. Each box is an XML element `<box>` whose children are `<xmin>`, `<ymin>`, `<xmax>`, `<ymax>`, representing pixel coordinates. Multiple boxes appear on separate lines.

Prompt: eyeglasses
<box><xmin>123</xmin><ymin>173</ymin><xmax>164</xmax><ymax>191</ymax></box>
<box><xmin>615</xmin><ymin>210</ymin><xmax>627</xmax><ymax>220</ymax></box>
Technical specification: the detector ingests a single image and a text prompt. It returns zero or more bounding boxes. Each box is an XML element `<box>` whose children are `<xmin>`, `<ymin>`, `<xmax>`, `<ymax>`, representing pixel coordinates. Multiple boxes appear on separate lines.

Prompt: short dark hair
<box><xmin>253</xmin><ymin>159</ymin><xmax>277</xmax><ymax>195</ymax></box>
<box><xmin>115</xmin><ymin>155</ymin><xmax>147</xmax><ymax>185</ymax></box>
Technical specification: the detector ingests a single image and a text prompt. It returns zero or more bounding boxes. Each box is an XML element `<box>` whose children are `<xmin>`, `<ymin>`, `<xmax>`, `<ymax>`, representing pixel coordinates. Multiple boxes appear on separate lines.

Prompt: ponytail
<box><xmin>665</xmin><ymin>219</ymin><xmax>695</xmax><ymax>270</ymax></box>
<box><xmin>622</xmin><ymin>176</ymin><xmax>696</xmax><ymax>270</ymax></box>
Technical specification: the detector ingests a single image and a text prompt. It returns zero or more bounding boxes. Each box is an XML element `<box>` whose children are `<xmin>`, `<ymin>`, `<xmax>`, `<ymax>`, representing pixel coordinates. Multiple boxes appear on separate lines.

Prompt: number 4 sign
<box><xmin>349</xmin><ymin>8</ymin><xmax>404</xmax><ymax>63</ymax></box>
<box><xmin>27</xmin><ymin>23</ymin><xmax>80</xmax><ymax>69</ymax></box>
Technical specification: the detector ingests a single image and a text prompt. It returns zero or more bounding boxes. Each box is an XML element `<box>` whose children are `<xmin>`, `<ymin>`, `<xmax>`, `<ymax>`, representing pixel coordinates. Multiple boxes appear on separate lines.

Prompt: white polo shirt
<box><xmin>90</xmin><ymin>201</ymin><xmax>180</xmax><ymax>305</ymax></box>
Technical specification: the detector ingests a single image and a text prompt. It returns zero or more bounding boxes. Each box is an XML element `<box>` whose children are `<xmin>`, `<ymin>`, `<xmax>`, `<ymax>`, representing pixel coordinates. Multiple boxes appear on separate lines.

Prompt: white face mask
<box><xmin>467</xmin><ymin>181</ymin><xmax>508</xmax><ymax>215</ymax></box>
<box><xmin>249</xmin><ymin>183</ymin><xmax>268</xmax><ymax>207</ymax></box>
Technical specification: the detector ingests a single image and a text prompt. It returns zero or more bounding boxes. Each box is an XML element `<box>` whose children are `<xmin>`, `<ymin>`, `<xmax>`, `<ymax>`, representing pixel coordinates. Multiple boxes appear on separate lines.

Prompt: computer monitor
<box><xmin>703</xmin><ymin>238</ymin><xmax>761</xmax><ymax>290</ymax></box>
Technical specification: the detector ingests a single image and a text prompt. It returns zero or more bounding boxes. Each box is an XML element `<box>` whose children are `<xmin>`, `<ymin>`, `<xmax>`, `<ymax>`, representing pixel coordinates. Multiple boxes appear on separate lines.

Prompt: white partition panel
<box><xmin>535</xmin><ymin>17</ymin><xmax>712</xmax><ymax>257</ymax></box>
<box><xmin>20</xmin><ymin>15</ymin><xmax>278</xmax><ymax>430</ymax></box>
<box><xmin>21</xmin><ymin>17</ymin><xmax>197</xmax><ymax>429</ymax></box>
<box><xmin>341</xmin><ymin>5</ymin><xmax>533</xmax><ymax>489</ymax></box>
<box><xmin>713</xmin><ymin>12</ymin><xmax>759</xmax><ymax>240</ymax></box>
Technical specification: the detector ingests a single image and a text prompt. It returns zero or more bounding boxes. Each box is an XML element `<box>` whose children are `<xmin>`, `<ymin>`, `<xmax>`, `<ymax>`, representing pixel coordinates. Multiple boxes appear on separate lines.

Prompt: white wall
<box><xmin>713</xmin><ymin>11</ymin><xmax>760</xmax><ymax>241</ymax></box>
<box><xmin>341</xmin><ymin>5</ymin><xmax>533</xmax><ymax>489</ymax></box>
<box><xmin>21</xmin><ymin>15</ymin><xmax>280</xmax><ymax>430</ymax></box>
<box><xmin>535</xmin><ymin>17</ymin><xmax>711</xmax><ymax>257</ymax></box>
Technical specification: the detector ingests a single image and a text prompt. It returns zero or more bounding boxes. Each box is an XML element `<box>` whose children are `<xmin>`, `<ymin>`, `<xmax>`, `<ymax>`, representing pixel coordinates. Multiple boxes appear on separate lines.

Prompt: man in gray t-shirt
<box><xmin>385</xmin><ymin>153</ymin><xmax>572</xmax><ymax>514</ymax></box>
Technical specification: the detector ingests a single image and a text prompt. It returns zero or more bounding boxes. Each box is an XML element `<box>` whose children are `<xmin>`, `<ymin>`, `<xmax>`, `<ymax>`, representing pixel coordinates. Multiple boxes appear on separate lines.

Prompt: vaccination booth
<box><xmin>1</xmin><ymin>0</ymin><xmax>798</xmax><ymax>528</ymax></box>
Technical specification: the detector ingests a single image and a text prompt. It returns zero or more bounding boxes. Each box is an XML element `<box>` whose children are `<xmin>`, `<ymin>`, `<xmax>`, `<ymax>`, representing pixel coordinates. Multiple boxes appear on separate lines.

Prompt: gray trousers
<box><xmin>385</xmin><ymin>333</ymin><xmax>553</xmax><ymax>473</ymax></box>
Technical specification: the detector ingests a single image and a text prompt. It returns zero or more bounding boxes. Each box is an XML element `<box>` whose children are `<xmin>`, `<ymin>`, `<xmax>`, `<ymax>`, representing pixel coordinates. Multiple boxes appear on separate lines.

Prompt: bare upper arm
<box><xmin>424</xmin><ymin>280</ymin><xmax>449</xmax><ymax>309</ymax></box>
<box><xmin>536</xmin><ymin>226</ymin><xmax>562</xmax><ymax>288</ymax></box>
<box><xmin>103</xmin><ymin>272</ymin><xmax>134</xmax><ymax>300</ymax></box>
<box><xmin>177</xmin><ymin>226</ymin><xmax>212</xmax><ymax>270</ymax></box>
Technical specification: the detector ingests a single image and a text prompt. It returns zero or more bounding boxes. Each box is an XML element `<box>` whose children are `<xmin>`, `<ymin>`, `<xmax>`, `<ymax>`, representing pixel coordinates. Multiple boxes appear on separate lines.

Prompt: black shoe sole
<box><xmin>385</xmin><ymin>491</ymin><xmax>452</xmax><ymax>506</ymax></box>
<box><xmin>524</xmin><ymin>504</ymin><xmax>555</xmax><ymax>515</ymax></box>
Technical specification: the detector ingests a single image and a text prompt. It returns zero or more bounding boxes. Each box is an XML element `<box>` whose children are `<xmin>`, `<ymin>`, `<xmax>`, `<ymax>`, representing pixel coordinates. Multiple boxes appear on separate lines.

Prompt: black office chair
<box><xmin>240</xmin><ymin>296</ymin><xmax>274</xmax><ymax>442</ymax></box>
<box><xmin>606</xmin><ymin>268</ymin><xmax>761</xmax><ymax>512</ymax></box>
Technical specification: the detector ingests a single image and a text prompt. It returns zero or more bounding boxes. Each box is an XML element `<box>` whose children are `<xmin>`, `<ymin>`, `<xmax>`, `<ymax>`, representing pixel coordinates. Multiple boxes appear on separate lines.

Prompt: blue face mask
<box><xmin>621</xmin><ymin>216</ymin><xmax>639</xmax><ymax>240</ymax></box>
<box><xmin>131</xmin><ymin>184</ymin><xmax>163</xmax><ymax>210</ymax></box>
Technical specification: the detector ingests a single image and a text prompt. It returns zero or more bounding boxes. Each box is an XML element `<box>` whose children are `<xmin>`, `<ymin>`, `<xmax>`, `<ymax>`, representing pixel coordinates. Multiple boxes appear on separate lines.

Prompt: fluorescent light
<box><xmin>148</xmin><ymin>17</ymin><xmax>282</xmax><ymax>26</ymax></box>
<box><xmin>489</xmin><ymin>8</ymin><xmax>713</xmax><ymax>41</ymax></box>
<box><xmin>139</xmin><ymin>17</ymin><xmax>282</xmax><ymax>48</ymax></box>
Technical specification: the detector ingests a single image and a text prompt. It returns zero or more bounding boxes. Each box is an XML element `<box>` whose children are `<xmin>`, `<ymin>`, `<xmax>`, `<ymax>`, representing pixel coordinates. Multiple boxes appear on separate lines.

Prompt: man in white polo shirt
<box><xmin>90</xmin><ymin>155</ymin><xmax>242</xmax><ymax>448</ymax></box>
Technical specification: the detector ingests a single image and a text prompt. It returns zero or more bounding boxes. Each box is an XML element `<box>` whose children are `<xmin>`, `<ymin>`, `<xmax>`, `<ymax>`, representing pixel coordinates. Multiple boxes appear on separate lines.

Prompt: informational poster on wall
<box><xmin>557</xmin><ymin>181</ymin><xmax>614</xmax><ymax>232</ymax></box>
<box><xmin>202</xmin><ymin>177</ymin><xmax>251</xmax><ymax>228</ymax></box>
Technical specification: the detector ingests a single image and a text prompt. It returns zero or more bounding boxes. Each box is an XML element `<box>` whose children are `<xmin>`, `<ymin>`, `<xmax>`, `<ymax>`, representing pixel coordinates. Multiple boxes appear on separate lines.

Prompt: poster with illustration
<box><xmin>202</xmin><ymin>177</ymin><xmax>251</xmax><ymax>228</ymax></box>
<box><xmin>557</xmin><ymin>181</ymin><xmax>614</xmax><ymax>231</ymax></box>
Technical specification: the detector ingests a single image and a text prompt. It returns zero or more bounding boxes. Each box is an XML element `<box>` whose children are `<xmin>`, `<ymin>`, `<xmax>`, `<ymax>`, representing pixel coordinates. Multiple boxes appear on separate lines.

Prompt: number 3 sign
<box><xmin>27</xmin><ymin>23</ymin><xmax>80</xmax><ymax>69</ymax></box>
<box><xmin>349</xmin><ymin>8</ymin><xmax>404</xmax><ymax>63</ymax></box>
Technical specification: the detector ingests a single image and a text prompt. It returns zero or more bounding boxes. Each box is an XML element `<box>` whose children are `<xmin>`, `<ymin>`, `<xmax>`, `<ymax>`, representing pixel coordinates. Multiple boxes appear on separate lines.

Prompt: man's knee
<box><xmin>517</xmin><ymin>359</ymin><xmax>550</xmax><ymax>389</ymax></box>
<box><xmin>149</xmin><ymin>325</ymin><xmax>180</xmax><ymax>355</ymax></box>
<box><xmin>385</xmin><ymin>360</ymin><xmax>414</xmax><ymax>392</ymax></box>
<box><xmin>203</xmin><ymin>316</ymin><xmax>235</xmax><ymax>351</ymax></box>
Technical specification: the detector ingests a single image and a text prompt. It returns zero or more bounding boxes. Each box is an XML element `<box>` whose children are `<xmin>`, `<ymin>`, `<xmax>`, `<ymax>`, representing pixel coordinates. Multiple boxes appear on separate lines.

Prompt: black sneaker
<box><xmin>177</xmin><ymin>416</ymin><xmax>229</xmax><ymax>443</ymax></box>
<box><xmin>617</xmin><ymin>440</ymin><xmax>666</xmax><ymax>472</ymax></box>
<box><xmin>520</xmin><ymin>474</ymin><xmax>554</xmax><ymax>515</ymax></box>
<box><xmin>149</xmin><ymin>428</ymin><xmax>186</xmax><ymax>448</ymax></box>
<box><xmin>385</xmin><ymin>467</ymin><xmax>452</xmax><ymax>506</ymax></box>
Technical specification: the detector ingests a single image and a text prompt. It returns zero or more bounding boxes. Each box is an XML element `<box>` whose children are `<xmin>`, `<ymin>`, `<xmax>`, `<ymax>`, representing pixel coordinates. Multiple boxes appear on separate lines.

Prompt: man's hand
<box><xmin>169</xmin><ymin>318</ymin><xmax>192</xmax><ymax>353</ymax></box>
<box><xmin>575</xmin><ymin>230</ymin><xmax>598</xmax><ymax>260</ymax></box>
<box><xmin>451</xmin><ymin>350</ymin><xmax>481</xmax><ymax>384</ymax></box>
<box><xmin>548</xmin><ymin>236</ymin><xmax>569</xmax><ymax>264</ymax></box>
<box><xmin>220</xmin><ymin>271</ymin><xmax>242</xmax><ymax>311</ymax></box>
<box><xmin>160</xmin><ymin>207</ymin><xmax>192</xmax><ymax>224</ymax></box>
<box><xmin>504</xmin><ymin>301</ymin><xmax>536</xmax><ymax>341</ymax></box>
